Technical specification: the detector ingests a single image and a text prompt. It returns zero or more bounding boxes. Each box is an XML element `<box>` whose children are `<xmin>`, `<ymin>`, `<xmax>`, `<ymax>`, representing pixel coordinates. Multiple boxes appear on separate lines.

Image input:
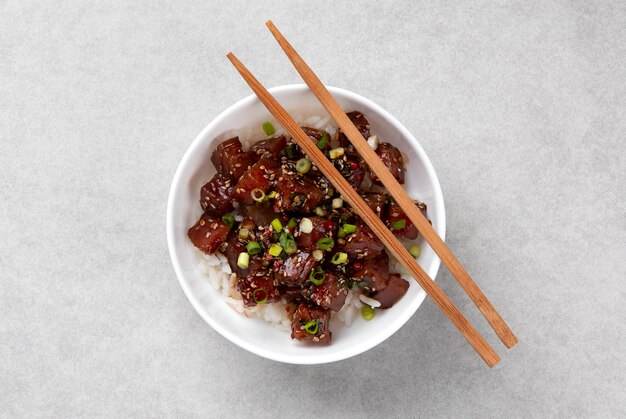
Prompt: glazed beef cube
<box><xmin>303</xmin><ymin>272</ymin><xmax>348</xmax><ymax>311</ymax></box>
<box><xmin>360</xmin><ymin>192</ymin><xmax>388</xmax><ymax>219</ymax></box>
<box><xmin>211</xmin><ymin>137</ymin><xmax>253</xmax><ymax>181</ymax></box>
<box><xmin>240</xmin><ymin>204</ymin><xmax>279</xmax><ymax>228</ymax></box>
<box><xmin>385</xmin><ymin>200</ymin><xmax>419</xmax><ymax>239</ymax></box>
<box><xmin>277</xmin><ymin>251</ymin><xmax>319</xmax><ymax>287</ymax></box>
<box><xmin>342</xmin><ymin>220</ymin><xmax>384</xmax><ymax>260</ymax></box>
<box><xmin>247</xmin><ymin>136</ymin><xmax>287</xmax><ymax>160</ymax></box>
<box><xmin>200</xmin><ymin>173</ymin><xmax>234</xmax><ymax>216</ymax></box>
<box><xmin>290</xmin><ymin>302</ymin><xmax>331</xmax><ymax>343</ymax></box>
<box><xmin>233</xmin><ymin>153</ymin><xmax>279</xmax><ymax>204</ymax></box>
<box><xmin>370</xmin><ymin>142</ymin><xmax>405</xmax><ymax>185</ymax></box>
<box><xmin>337</xmin><ymin>111</ymin><xmax>371</xmax><ymax>155</ymax></box>
<box><xmin>277</xmin><ymin>284</ymin><xmax>305</xmax><ymax>301</ymax></box>
<box><xmin>296</xmin><ymin>216</ymin><xmax>336</xmax><ymax>251</ymax></box>
<box><xmin>302</xmin><ymin>127</ymin><xmax>331</xmax><ymax>151</ymax></box>
<box><xmin>374</xmin><ymin>274</ymin><xmax>410</xmax><ymax>309</ymax></box>
<box><xmin>187</xmin><ymin>213</ymin><xmax>230</xmax><ymax>254</ymax></box>
<box><xmin>237</xmin><ymin>273</ymin><xmax>280</xmax><ymax>307</ymax></box>
<box><xmin>221</xmin><ymin>232</ymin><xmax>264</xmax><ymax>277</ymax></box>
<box><xmin>350</xmin><ymin>251</ymin><xmax>389</xmax><ymax>293</ymax></box>
<box><xmin>275</xmin><ymin>175</ymin><xmax>325</xmax><ymax>213</ymax></box>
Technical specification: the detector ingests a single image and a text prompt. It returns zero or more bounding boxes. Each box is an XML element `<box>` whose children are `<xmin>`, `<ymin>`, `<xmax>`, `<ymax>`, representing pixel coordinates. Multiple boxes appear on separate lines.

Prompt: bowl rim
<box><xmin>166</xmin><ymin>84</ymin><xmax>446</xmax><ymax>364</ymax></box>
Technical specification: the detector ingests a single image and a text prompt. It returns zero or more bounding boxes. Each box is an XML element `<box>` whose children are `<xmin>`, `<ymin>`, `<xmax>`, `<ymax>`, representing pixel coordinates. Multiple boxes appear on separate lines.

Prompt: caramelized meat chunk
<box><xmin>296</xmin><ymin>216</ymin><xmax>336</xmax><ymax>251</ymax></box>
<box><xmin>275</xmin><ymin>174</ymin><xmax>325</xmax><ymax>213</ymax></box>
<box><xmin>233</xmin><ymin>152</ymin><xmax>279</xmax><ymax>204</ymax></box>
<box><xmin>290</xmin><ymin>302</ymin><xmax>331</xmax><ymax>343</ymax></box>
<box><xmin>350</xmin><ymin>251</ymin><xmax>389</xmax><ymax>293</ymax></box>
<box><xmin>337</xmin><ymin>111</ymin><xmax>371</xmax><ymax>155</ymax></box>
<box><xmin>211</xmin><ymin>137</ymin><xmax>252</xmax><ymax>181</ymax></box>
<box><xmin>247</xmin><ymin>136</ymin><xmax>287</xmax><ymax>160</ymax></box>
<box><xmin>374</xmin><ymin>274</ymin><xmax>410</xmax><ymax>309</ymax></box>
<box><xmin>302</xmin><ymin>127</ymin><xmax>331</xmax><ymax>151</ymax></box>
<box><xmin>237</xmin><ymin>273</ymin><xmax>280</xmax><ymax>307</ymax></box>
<box><xmin>360</xmin><ymin>192</ymin><xmax>389</xmax><ymax>219</ymax></box>
<box><xmin>187</xmin><ymin>213</ymin><xmax>230</xmax><ymax>254</ymax></box>
<box><xmin>221</xmin><ymin>231</ymin><xmax>264</xmax><ymax>277</ymax></box>
<box><xmin>385</xmin><ymin>200</ymin><xmax>421</xmax><ymax>239</ymax></box>
<box><xmin>370</xmin><ymin>142</ymin><xmax>405</xmax><ymax>185</ymax></box>
<box><xmin>277</xmin><ymin>251</ymin><xmax>319</xmax><ymax>287</ymax></box>
<box><xmin>303</xmin><ymin>272</ymin><xmax>348</xmax><ymax>311</ymax></box>
<box><xmin>342</xmin><ymin>220</ymin><xmax>384</xmax><ymax>260</ymax></box>
<box><xmin>200</xmin><ymin>173</ymin><xmax>234</xmax><ymax>216</ymax></box>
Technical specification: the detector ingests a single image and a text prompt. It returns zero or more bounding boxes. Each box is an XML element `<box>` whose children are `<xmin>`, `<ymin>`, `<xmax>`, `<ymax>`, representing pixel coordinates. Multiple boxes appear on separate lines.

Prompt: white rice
<box><xmin>195</xmin><ymin>112</ymin><xmax>414</xmax><ymax>332</ymax></box>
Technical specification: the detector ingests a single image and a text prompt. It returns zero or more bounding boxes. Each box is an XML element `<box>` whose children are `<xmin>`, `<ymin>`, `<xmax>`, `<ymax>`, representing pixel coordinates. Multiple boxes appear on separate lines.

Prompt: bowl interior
<box><xmin>167</xmin><ymin>85</ymin><xmax>445</xmax><ymax>364</ymax></box>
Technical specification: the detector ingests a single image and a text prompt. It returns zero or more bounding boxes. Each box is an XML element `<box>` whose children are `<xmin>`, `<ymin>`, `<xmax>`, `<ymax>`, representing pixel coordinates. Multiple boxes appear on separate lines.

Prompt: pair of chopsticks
<box><xmin>227</xmin><ymin>21</ymin><xmax>517</xmax><ymax>367</ymax></box>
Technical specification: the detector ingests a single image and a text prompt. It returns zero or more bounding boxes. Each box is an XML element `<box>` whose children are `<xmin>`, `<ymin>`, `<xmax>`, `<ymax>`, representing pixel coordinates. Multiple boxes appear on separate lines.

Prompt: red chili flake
<box><xmin>323</xmin><ymin>220</ymin><xmax>334</xmax><ymax>230</ymax></box>
<box><xmin>353</xmin><ymin>261</ymin><xmax>363</xmax><ymax>270</ymax></box>
<box><xmin>350</xmin><ymin>162</ymin><xmax>358</xmax><ymax>170</ymax></box>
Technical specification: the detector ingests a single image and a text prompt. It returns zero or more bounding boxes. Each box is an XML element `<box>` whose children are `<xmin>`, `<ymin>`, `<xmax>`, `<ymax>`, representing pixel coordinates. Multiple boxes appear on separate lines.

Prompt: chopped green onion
<box><xmin>246</xmin><ymin>241</ymin><xmax>262</xmax><ymax>255</ymax></box>
<box><xmin>331</xmin><ymin>252</ymin><xmax>348</xmax><ymax>265</ymax></box>
<box><xmin>285</xmin><ymin>145</ymin><xmax>296</xmax><ymax>159</ymax></box>
<box><xmin>299</xmin><ymin>217</ymin><xmax>313</xmax><ymax>234</ymax></box>
<box><xmin>296</xmin><ymin>158</ymin><xmax>311</xmax><ymax>174</ymax></box>
<box><xmin>267</xmin><ymin>191</ymin><xmax>277</xmax><ymax>199</ymax></box>
<box><xmin>271</xmin><ymin>218</ymin><xmax>283</xmax><ymax>233</ymax></box>
<box><xmin>391</xmin><ymin>219</ymin><xmax>406</xmax><ymax>230</ymax></box>
<box><xmin>237</xmin><ymin>252</ymin><xmax>249</xmax><ymax>269</ymax></box>
<box><xmin>337</xmin><ymin>228</ymin><xmax>347</xmax><ymax>238</ymax></box>
<box><xmin>408</xmin><ymin>245</ymin><xmax>421</xmax><ymax>258</ymax></box>
<box><xmin>284</xmin><ymin>241</ymin><xmax>298</xmax><ymax>254</ymax></box>
<box><xmin>279</xmin><ymin>231</ymin><xmax>295</xmax><ymax>249</ymax></box>
<box><xmin>316</xmin><ymin>132</ymin><xmax>329</xmax><ymax>149</ymax></box>
<box><xmin>329</xmin><ymin>147</ymin><xmax>345</xmax><ymax>159</ymax></box>
<box><xmin>238</xmin><ymin>227</ymin><xmax>249</xmax><ymax>240</ymax></box>
<box><xmin>361</xmin><ymin>305</ymin><xmax>375</xmax><ymax>321</ymax></box>
<box><xmin>268</xmin><ymin>243</ymin><xmax>283</xmax><ymax>257</ymax></box>
<box><xmin>302</xmin><ymin>319</ymin><xmax>319</xmax><ymax>335</ymax></box>
<box><xmin>342</xmin><ymin>223</ymin><xmax>357</xmax><ymax>234</ymax></box>
<box><xmin>309</xmin><ymin>267</ymin><xmax>326</xmax><ymax>285</ymax></box>
<box><xmin>253</xmin><ymin>288</ymin><xmax>268</xmax><ymax>304</ymax></box>
<box><xmin>312</xmin><ymin>249</ymin><xmax>324</xmax><ymax>261</ymax></box>
<box><xmin>314</xmin><ymin>207</ymin><xmax>327</xmax><ymax>217</ymax></box>
<box><xmin>221</xmin><ymin>213</ymin><xmax>235</xmax><ymax>228</ymax></box>
<box><xmin>316</xmin><ymin>237</ymin><xmax>334</xmax><ymax>251</ymax></box>
<box><xmin>332</xmin><ymin>197</ymin><xmax>344</xmax><ymax>208</ymax></box>
<box><xmin>262</xmin><ymin>121</ymin><xmax>275</xmax><ymax>136</ymax></box>
<box><xmin>287</xmin><ymin>217</ymin><xmax>298</xmax><ymax>229</ymax></box>
<box><xmin>251</xmin><ymin>188</ymin><xmax>265</xmax><ymax>202</ymax></box>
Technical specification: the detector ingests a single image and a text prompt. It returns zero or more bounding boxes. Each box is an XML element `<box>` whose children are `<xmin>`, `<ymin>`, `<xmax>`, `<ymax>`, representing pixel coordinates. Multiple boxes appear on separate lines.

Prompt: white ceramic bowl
<box><xmin>167</xmin><ymin>84</ymin><xmax>445</xmax><ymax>364</ymax></box>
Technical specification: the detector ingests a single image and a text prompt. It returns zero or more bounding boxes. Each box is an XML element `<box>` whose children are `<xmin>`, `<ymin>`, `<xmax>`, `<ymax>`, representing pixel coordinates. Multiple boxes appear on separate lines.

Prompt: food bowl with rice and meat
<box><xmin>167</xmin><ymin>84</ymin><xmax>445</xmax><ymax>364</ymax></box>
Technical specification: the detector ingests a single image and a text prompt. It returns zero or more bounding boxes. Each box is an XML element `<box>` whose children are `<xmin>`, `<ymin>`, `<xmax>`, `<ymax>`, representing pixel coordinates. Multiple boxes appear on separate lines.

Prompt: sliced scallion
<box><xmin>309</xmin><ymin>267</ymin><xmax>326</xmax><ymax>286</ymax></box>
<box><xmin>253</xmin><ymin>288</ymin><xmax>268</xmax><ymax>304</ymax></box>
<box><xmin>221</xmin><ymin>213</ymin><xmax>235</xmax><ymax>228</ymax></box>
<box><xmin>342</xmin><ymin>223</ymin><xmax>357</xmax><ymax>234</ymax></box>
<box><xmin>262</xmin><ymin>121</ymin><xmax>275</xmax><ymax>136</ymax></box>
<box><xmin>268</xmin><ymin>243</ymin><xmax>283</xmax><ymax>257</ymax></box>
<box><xmin>296</xmin><ymin>158</ymin><xmax>311</xmax><ymax>174</ymax></box>
<box><xmin>237</xmin><ymin>252</ymin><xmax>249</xmax><ymax>269</ymax></box>
<box><xmin>316</xmin><ymin>237</ymin><xmax>334</xmax><ymax>251</ymax></box>
<box><xmin>238</xmin><ymin>227</ymin><xmax>249</xmax><ymax>240</ymax></box>
<box><xmin>271</xmin><ymin>218</ymin><xmax>283</xmax><ymax>233</ymax></box>
<box><xmin>408</xmin><ymin>245</ymin><xmax>421</xmax><ymax>258</ymax></box>
<box><xmin>316</xmin><ymin>132</ymin><xmax>329</xmax><ymax>149</ymax></box>
<box><xmin>361</xmin><ymin>305</ymin><xmax>375</xmax><ymax>321</ymax></box>
<box><xmin>246</xmin><ymin>241</ymin><xmax>262</xmax><ymax>255</ymax></box>
<box><xmin>251</xmin><ymin>188</ymin><xmax>265</xmax><ymax>202</ymax></box>
<box><xmin>391</xmin><ymin>219</ymin><xmax>406</xmax><ymax>230</ymax></box>
<box><xmin>331</xmin><ymin>252</ymin><xmax>348</xmax><ymax>265</ymax></box>
<box><xmin>302</xmin><ymin>319</ymin><xmax>319</xmax><ymax>335</ymax></box>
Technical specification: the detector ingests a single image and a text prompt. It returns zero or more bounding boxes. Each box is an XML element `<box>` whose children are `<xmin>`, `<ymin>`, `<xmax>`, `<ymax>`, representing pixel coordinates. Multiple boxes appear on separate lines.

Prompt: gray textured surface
<box><xmin>1</xmin><ymin>1</ymin><xmax>625</xmax><ymax>417</ymax></box>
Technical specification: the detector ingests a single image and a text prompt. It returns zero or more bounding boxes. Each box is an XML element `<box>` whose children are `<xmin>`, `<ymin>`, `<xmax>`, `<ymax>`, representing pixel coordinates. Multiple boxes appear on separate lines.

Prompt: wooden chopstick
<box><xmin>265</xmin><ymin>20</ymin><xmax>518</xmax><ymax>349</ymax></box>
<box><xmin>226</xmin><ymin>52</ymin><xmax>500</xmax><ymax>367</ymax></box>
